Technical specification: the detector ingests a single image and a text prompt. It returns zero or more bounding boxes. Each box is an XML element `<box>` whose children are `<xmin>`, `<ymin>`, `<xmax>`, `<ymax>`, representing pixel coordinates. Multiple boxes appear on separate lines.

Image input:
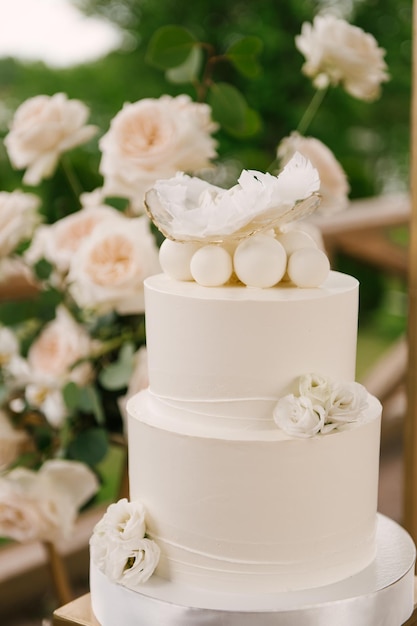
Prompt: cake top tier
<box><xmin>144</xmin><ymin>271</ymin><xmax>359</xmax><ymax>430</ymax></box>
<box><xmin>145</xmin><ymin>154</ymin><xmax>331</xmax><ymax>290</ymax></box>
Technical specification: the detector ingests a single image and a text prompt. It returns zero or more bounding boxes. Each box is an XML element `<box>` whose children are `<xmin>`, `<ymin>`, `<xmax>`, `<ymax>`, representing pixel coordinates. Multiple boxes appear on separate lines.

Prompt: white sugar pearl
<box><xmin>275</xmin><ymin>230</ymin><xmax>317</xmax><ymax>256</ymax></box>
<box><xmin>287</xmin><ymin>247</ymin><xmax>330</xmax><ymax>288</ymax></box>
<box><xmin>190</xmin><ymin>245</ymin><xmax>233</xmax><ymax>287</ymax></box>
<box><xmin>233</xmin><ymin>234</ymin><xmax>287</xmax><ymax>288</ymax></box>
<box><xmin>159</xmin><ymin>239</ymin><xmax>200</xmax><ymax>281</ymax></box>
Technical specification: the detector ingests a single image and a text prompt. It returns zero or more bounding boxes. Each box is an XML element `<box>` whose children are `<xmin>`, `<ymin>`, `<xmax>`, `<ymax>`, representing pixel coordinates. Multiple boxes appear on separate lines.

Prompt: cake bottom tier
<box><xmin>128</xmin><ymin>391</ymin><xmax>382</xmax><ymax>593</ymax></box>
<box><xmin>90</xmin><ymin>514</ymin><xmax>416</xmax><ymax>626</ymax></box>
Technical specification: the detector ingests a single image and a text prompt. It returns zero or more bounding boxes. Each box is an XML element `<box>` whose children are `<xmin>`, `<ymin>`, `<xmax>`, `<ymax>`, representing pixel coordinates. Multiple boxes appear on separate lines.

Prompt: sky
<box><xmin>0</xmin><ymin>0</ymin><xmax>123</xmax><ymax>68</ymax></box>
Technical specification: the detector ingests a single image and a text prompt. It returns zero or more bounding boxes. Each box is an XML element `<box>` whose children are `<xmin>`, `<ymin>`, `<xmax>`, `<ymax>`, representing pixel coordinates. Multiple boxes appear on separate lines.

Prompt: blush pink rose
<box><xmin>5</xmin><ymin>93</ymin><xmax>97</xmax><ymax>185</ymax></box>
<box><xmin>277</xmin><ymin>133</ymin><xmax>349</xmax><ymax>214</ymax></box>
<box><xmin>68</xmin><ymin>214</ymin><xmax>160</xmax><ymax>314</ymax></box>
<box><xmin>27</xmin><ymin>305</ymin><xmax>94</xmax><ymax>386</ymax></box>
<box><xmin>99</xmin><ymin>95</ymin><xmax>218</xmax><ymax>211</ymax></box>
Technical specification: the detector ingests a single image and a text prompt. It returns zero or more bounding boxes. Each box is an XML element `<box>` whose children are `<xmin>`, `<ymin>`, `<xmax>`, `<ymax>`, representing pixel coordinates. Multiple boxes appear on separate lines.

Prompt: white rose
<box><xmin>90</xmin><ymin>532</ymin><xmax>135</xmax><ymax>581</ymax></box>
<box><xmin>0</xmin><ymin>327</ymin><xmax>19</xmax><ymax>365</ymax></box>
<box><xmin>0</xmin><ymin>191</ymin><xmax>40</xmax><ymax>257</ymax></box>
<box><xmin>90</xmin><ymin>498</ymin><xmax>159</xmax><ymax>586</ymax></box>
<box><xmin>145</xmin><ymin>153</ymin><xmax>320</xmax><ymax>242</ymax></box>
<box><xmin>99</xmin><ymin>94</ymin><xmax>218</xmax><ymax>211</ymax></box>
<box><xmin>121</xmin><ymin>538</ymin><xmax>161</xmax><ymax>587</ymax></box>
<box><xmin>326</xmin><ymin>381</ymin><xmax>368</xmax><ymax>424</ymax></box>
<box><xmin>295</xmin><ymin>15</ymin><xmax>389</xmax><ymax>101</ymax></box>
<box><xmin>277</xmin><ymin>133</ymin><xmax>349</xmax><ymax>214</ymax></box>
<box><xmin>4</xmin><ymin>93</ymin><xmax>97</xmax><ymax>185</ymax></box>
<box><xmin>0</xmin><ymin>479</ymin><xmax>53</xmax><ymax>542</ymax></box>
<box><xmin>298</xmin><ymin>373</ymin><xmax>332</xmax><ymax>404</ymax></box>
<box><xmin>0</xmin><ymin>460</ymin><xmax>99</xmax><ymax>543</ymax></box>
<box><xmin>68</xmin><ymin>214</ymin><xmax>160</xmax><ymax>314</ymax></box>
<box><xmin>25</xmin><ymin>384</ymin><xmax>68</xmax><ymax>429</ymax></box>
<box><xmin>26</xmin><ymin>203</ymin><xmax>123</xmax><ymax>276</ymax></box>
<box><xmin>27</xmin><ymin>306</ymin><xmax>94</xmax><ymax>386</ymax></box>
<box><xmin>0</xmin><ymin>327</ymin><xmax>30</xmax><ymax>389</ymax></box>
<box><xmin>273</xmin><ymin>394</ymin><xmax>325</xmax><ymax>438</ymax></box>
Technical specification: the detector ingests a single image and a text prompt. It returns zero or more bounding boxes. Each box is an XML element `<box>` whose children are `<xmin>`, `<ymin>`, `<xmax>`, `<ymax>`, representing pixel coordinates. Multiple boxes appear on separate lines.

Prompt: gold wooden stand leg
<box><xmin>44</xmin><ymin>542</ymin><xmax>73</xmax><ymax>606</ymax></box>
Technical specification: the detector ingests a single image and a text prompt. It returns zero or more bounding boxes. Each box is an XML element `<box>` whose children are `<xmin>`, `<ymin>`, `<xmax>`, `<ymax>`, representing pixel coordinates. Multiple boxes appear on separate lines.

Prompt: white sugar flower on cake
<box><xmin>146</xmin><ymin>153</ymin><xmax>330</xmax><ymax>289</ymax></box>
<box><xmin>274</xmin><ymin>374</ymin><xmax>369</xmax><ymax>437</ymax></box>
<box><xmin>145</xmin><ymin>152</ymin><xmax>320</xmax><ymax>243</ymax></box>
<box><xmin>90</xmin><ymin>498</ymin><xmax>160</xmax><ymax>589</ymax></box>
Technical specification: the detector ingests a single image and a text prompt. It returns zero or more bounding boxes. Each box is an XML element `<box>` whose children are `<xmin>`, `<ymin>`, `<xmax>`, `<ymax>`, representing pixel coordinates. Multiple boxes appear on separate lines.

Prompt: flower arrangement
<box><xmin>273</xmin><ymin>373</ymin><xmax>369</xmax><ymax>438</ymax></box>
<box><xmin>90</xmin><ymin>498</ymin><xmax>160</xmax><ymax>588</ymax></box>
<box><xmin>0</xmin><ymin>13</ymin><xmax>388</xmax><ymax>545</ymax></box>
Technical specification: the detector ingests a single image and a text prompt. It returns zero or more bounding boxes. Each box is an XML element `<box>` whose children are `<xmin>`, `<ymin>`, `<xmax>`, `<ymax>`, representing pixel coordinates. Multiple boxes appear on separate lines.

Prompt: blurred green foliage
<box><xmin>0</xmin><ymin>0</ymin><xmax>411</xmax><ymax>196</ymax></box>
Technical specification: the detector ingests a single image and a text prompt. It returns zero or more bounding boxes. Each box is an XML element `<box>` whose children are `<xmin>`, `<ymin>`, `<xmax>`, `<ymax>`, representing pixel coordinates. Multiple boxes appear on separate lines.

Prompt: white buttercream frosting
<box><xmin>144</xmin><ymin>271</ymin><xmax>359</xmax><ymax>428</ymax></box>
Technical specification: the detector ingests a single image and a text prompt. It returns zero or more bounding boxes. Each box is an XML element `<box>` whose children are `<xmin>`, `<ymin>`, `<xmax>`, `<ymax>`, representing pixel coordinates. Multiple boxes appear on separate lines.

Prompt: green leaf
<box><xmin>235</xmin><ymin>106</ymin><xmax>263</xmax><ymax>138</ymax></box>
<box><xmin>62</xmin><ymin>381</ymin><xmax>80</xmax><ymax>411</ymax></box>
<box><xmin>0</xmin><ymin>288</ymin><xmax>62</xmax><ymax>327</ymax></box>
<box><xmin>225</xmin><ymin>36</ymin><xmax>263</xmax><ymax>78</ymax></box>
<box><xmin>68</xmin><ymin>427</ymin><xmax>108</xmax><ymax>467</ymax></box>
<box><xmin>33</xmin><ymin>258</ymin><xmax>53</xmax><ymax>281</ymax></box>
<box><xmin>103</xmin><ymin>196</ymin><xmax>130</xmax><ymax>212</ymax></box>
<box><xmin>208</xmin><ymin>83</ymin><xmax>261</xmax><ymax>137</ymax></box>
<box><xmin>146</xmin><ymin>26</ymin><xmax>197</xmax><ymax>70</ymax></box>
<box><xmin>166</xmin><ymin>46</ymin><xmax>203</xmax><ymax>84</ymax></box>
<box><xmin>62</xmin><ymin>382</ymin><xmax>105</xmax><ymax>424</ymax></box>
<box><xmin>98</xmin><ymin>342</ymin><xmax>135</xmax><ymax>391</ymax></box>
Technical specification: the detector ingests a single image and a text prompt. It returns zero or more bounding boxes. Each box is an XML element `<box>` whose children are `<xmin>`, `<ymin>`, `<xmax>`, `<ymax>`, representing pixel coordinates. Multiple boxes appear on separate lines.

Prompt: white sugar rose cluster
<box><xmin>273</xmin><ymin>373</ymin><xmax>369</xmax><ymax>438</ymax></box>
<box><xmin>148</xmin><ymin>153</ymin><xmax>330</xmax><ymax>289</ymax></box>
<box><xmin>90</xmin><ymin>498</ymin><xmax>160</xmax><ymax>589</ymax></box>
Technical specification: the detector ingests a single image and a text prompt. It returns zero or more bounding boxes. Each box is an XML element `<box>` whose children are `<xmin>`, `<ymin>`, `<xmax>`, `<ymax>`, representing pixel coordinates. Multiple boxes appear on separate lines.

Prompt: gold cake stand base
<box><xmin>53</xmin><ymin>594</ymin><xmax>98</xmax><ymax>626</ymax></box>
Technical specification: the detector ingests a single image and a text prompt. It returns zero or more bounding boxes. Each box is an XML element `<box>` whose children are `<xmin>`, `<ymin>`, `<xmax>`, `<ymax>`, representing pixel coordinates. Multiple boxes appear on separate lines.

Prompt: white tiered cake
<box><xmin>90</xmin><ymin>158</ymin><xmax>387</xmax><ymax>624</ymax></box>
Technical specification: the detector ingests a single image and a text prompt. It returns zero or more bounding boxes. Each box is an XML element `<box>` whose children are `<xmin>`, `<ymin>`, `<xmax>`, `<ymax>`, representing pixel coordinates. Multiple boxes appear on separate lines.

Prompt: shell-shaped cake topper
<box><xmin>145</xmin><ymin>152</ymin><xmax>321</xmax><ymax>244</ymax></box>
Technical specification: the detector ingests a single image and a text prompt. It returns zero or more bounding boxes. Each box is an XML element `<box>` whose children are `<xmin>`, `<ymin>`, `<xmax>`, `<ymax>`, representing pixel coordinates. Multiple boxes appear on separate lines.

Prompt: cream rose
<box><xmin>25</xmin><ymin>384</ymin><xmax>68</xmax><ymax>429</ymax></box>
<box><xmin>27</xmin><ymin>305</ymin><xmax>94</xmax><ymax>386</ymax></box>
<box><xmin>25</xmin><ymin>200</ymin><xmax>122</xmax><ymax>275</ymax></box>
<box><xmin>273</xmin><ymin>394</ymin><xmax>325</xmax><ymax>438</ymax></box>
<box><xmin>90</xmin><ymin>498</ymin><xmax>160</xmax><ymax>588</ymax></box>
<box><xmin>4</xmin><ymin>93</ymin><xmax>97</xmax><ymax>185</ymax></box>
<box><xmin>0</xmin><ymin>327</ymin><xmax>19</xmax><ymax>366</ymax></box>
<box><xmin>295</xmin><ymin>15</ymin><xmax>389</xmax><ymax>101</ymax></box>
<box><xmin>68</xmin><ymin>214</ymin><xmax>160</xmax><ymax>314</ymax></box>
<box><xmin>277</xmin><ymin>133</ymin><xmax>349</xmax><ymax>214</ymax></box>
<box><xmin>99</xmin><ymin>94</ymin><xmax>218</xmax><ymax>211</ymax></box>
<box><xmin>0</xmin><ymin>460</ymin><xmax>99</xmax><ymax>543</ymax></box>
<box><xmin>0</xmin><ymin>191</ymin><xmax>40</xmax><ymax>257</ymax></box>
<box><xmin>145</xmin><ymin>153</ymin><xmax>320</xmax><ymax>243</ymax></box>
